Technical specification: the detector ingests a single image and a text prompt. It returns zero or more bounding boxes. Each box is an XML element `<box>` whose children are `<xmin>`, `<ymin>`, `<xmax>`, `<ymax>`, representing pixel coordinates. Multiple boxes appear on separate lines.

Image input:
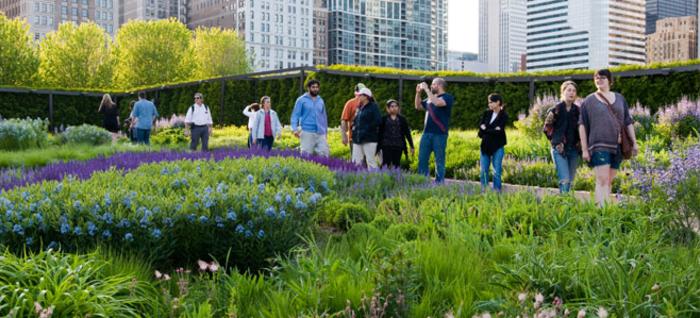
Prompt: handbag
<box><xmin>596</xmin><ymin>93</ymin><xmax>634</xmax><ymax>160</ymax></box>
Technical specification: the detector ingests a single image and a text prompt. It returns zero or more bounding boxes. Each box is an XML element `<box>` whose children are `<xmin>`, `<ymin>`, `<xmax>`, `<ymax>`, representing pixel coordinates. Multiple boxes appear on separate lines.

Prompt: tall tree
<box><xmin>38</xmin><ymin>22</ymin><xmax>113</xmax><ymax>89</ymax></box>
<box><xmin>113</xmin><ymin>18</ymin><xmax>193</xmax><ymax>89</ymax></box>
<box><xmin>192</xmin><ymin>27</ymin><xmax>250</xmax><ymax>79</ymax></box>
<box><xmin>0</xmin><ymin>13</ymin><xmax>39</xmax><ymax>86</ymax></box>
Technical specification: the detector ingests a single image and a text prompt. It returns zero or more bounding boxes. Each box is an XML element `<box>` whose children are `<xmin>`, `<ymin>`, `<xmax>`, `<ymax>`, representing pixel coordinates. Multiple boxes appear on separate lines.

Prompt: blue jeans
<box><xmin>480</xmin><ymin>147</ymin><xmax>505</xmax><ymax>191</ymax></box>
<box><xmin>418</xmin><ymin>132</ymin><xmax>448</xmax><ymax>183</ymax></box>
<box><xmin>135</xmin><ymin>128</ymin><xmax>151</xmax><ymax>145</ymax></box>
<box><xmin>257</xmin><ymin>136</ymin><xmax>274</xmax><ymax>151</ymax></box>
<box><xmin>551</xmin><ymin>148</ymin><xmax>579</xmax><ymax>193</ymax></box>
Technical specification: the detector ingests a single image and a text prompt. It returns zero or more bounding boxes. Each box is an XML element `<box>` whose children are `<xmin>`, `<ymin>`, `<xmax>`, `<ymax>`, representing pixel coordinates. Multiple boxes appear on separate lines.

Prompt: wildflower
<box><xmin>73</xmin><ymin>226</ymin><xmax>82</xmax><ymax>236</ymax></box>
<box><xmin>309</xmin><ymin>193</ymin><xmax>322</xmax><ymax>204</ymax></box>
<box><xmin>208</xmin><ymin>262</ymin><xmax>219</xmax><ymax>272</ymax></box>
<box><xmin>26</xmin><ymin>237</ymin><xmax>33</xmax><ymax>246</ymax></box>
<box><xmin>47</xmin><ymin>241</ymin><xmax>58</xmax><ymax>250</ymax></box>
<box><xmin>651</xmin><ymin>283</ymin><xmax>660</xmax><ymax>292</ymax></box>
<box><xmin>117</xmin><ymin>219</ymin><xmax>131</xmax><ymax>228</ymax></box>
<box><xmin>275</xmin><ymin>192</ymin><xmax>282</xmax><ymax>203</ymax></box>
<box><xmin>102</xmin><ymin>230</ymin><xmax>112</xmax><ymax>239</ymax></box>
<box><xmin>597</xmin><ymin>307</ymin><xmax>608</xmax><ymax>318</ymax></box>
<box><xmin>124</xmin><ymin>233</ymin><xmax>134</xmax><ymax>242</ymax></box>
<box><xmin>265</xmin><ymin>206</ymin><xmax>276</xmax><ymax>218</ymax></box>
<box><xmin>258</xmin><ymin>183</ymin><xmax>265</xmax><ymax>192</ymax></box>
<box><xmin>534</xmin><ymin>292</ymin><xmax>544</xmax><ymax>309</ymax></box>
<box><xmin>60</xmin><ymin>222</ymin><xmax>71</xmax><ymax>235</ymax></box>
<box><xmin>102</xmin><ymin>212</ymin><xmax>113</xmax><ymax>224</ymax></box>
<box><xmin>197</xmin><ymin>259</ymin><xmax>209</xmax><ymax>271</ymax></box>
<box><xmin>104</xmin><ymin>193</ymin><xmax>111</xmax><ymax>207</ymax></box>
<box><xmin>279</xmin><ymin>210</ymin><xmax>287</xmax><ymax>219</ymax></box>
<box><xmin>72</xmin><ymin>200</ymin><xmax>82</xmax><ymax>210</ymax></box>
<box><xmin>294</xmin><ymin>187</ymin><xmax>305</xmax><ymax>194</ymax></box>
<box><xmin>164</xmin><ymin>217</ymin><xmax>174</xmax><ymax>228</ymax></box>
<box><xmin>34</xmin><ymin>302</ymin><xmax>54</xmax><ymax>318</ymax></box>
<box><xmin>257</xmin><ymin>229</ymin><xmax>265</xmax><ymax>238</ymax></box>
<box><xmin>247</xmin><ymin>174</ymin><xmax>254</xmax><ymax>184</ymax></box>
<box><xmin>226</xmin><ymin>211</ymin><xmax>237</xmax><ymax>221</ymax></box>
<box><xmin>87</xmin><ymin>221</ymin><xmax>98</xmax><ymax>236</ymax></box>
<box><xmin>577</xmin><ymin>309</ymin><xmax>586</xmax><ymax>318</ymax></box>
<box><xmin>517</xmin><ymin>292</ymin><xmax>527</xmax><ymax>304</ymax></box>
<box><xmin>151</xmin><ymin>228</ymin><xmax>162</xmax><ymax>239</ymax></box>
<box><xmin>199</xmin><ymin>215</ymin><xmax>209</xmax><ymax>223</ymax></box>
<box><xmin>295</xmin><ymin>199</ymin><xmax>307</xmax><ymax>210</ymax></box>
<box><xmin>13</xmin><ymin>224</ymin><xmax>24</xmax><ymax>236</ymax></box>
<box><xmin>244</xmin><ymin>230</ymin><xmax>253</xmax><ymax>238</ymax></box>
<box><xmin>235</xmin><ymin>224</ymin><xmax>245</xmax><ymax>234</ymax></box>
<box><xmin>163</xmin><ymin>274</ymin><xmax>171</xmax><ymax>280</ymax></box>
<box><xmin>285</xmin><ymin>194</ymin><xmax>293</xmax><ymax>205</ymax></box>
<box><xmin>155</xmin><ymin>270</ymin><xmax>163</xmax><ymax>279</ymax></box>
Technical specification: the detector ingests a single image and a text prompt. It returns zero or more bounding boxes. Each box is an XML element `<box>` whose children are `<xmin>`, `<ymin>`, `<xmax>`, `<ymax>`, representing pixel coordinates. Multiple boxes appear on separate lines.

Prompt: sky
<box><xmin>448</xmin><ymin>0</ymin><xmax>479</xmax><ymax>53</ymax></box>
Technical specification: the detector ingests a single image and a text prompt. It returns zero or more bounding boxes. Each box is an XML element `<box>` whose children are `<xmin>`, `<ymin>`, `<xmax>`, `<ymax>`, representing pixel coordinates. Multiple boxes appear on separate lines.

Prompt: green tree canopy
<box><xmin>38</xmin><ymin>22</ymin><xmax>114</xmax><ymax>89</ymax></box>
<box><xmin>192</xmin><ymin>27</ymin><xmax>250</xmax><ymax>79</ymax></box>
<box><xmin>113</xmin><ymin>18</ymin><xmax>193</xmax><ymax>89</ymax></box>
<box><xmin>0</xmin><ymin>13</ymin><xmax>39</xmax><ymax>86</ymax></box>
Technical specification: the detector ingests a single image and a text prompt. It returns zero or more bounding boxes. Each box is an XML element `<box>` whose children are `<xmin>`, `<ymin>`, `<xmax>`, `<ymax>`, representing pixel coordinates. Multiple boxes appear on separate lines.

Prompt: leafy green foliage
<box><xmin>0</xmin><ymin>13</ymin><xmax>38</xmax><ymax>86</ymax></box>
<box><xmin>37</xmin><ymin>22</ymin><xmax>113</xmax><ymax>89</ymax></box>
<box><xmin>192</xmin><ymin>27</ymin><xmax>250</xmax><ymax>79</ymax></box>
<box><xmin>113</xmin><ymin>19</ymin><xmax>194</xmax><ymax>89</ymax></box>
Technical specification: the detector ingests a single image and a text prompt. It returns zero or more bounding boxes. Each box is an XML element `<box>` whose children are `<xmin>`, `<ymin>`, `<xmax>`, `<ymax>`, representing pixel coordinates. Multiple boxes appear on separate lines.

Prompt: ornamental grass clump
<box><xmin>0</xmin><ymin>117</ymin><xmax>48</xmax><ymax>150</ymax></box>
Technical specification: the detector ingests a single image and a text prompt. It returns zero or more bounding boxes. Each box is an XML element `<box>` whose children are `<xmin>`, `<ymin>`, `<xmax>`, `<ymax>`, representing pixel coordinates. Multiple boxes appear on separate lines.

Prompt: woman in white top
<box><xmin>251</xmin><ymin>96</ymin><xmax>283</xmax><ymax>151</ymax></box>
<box><xmin>242</xmin><ymin>103</ymin><xmax>260</xmax><ymax>148</ymax></box>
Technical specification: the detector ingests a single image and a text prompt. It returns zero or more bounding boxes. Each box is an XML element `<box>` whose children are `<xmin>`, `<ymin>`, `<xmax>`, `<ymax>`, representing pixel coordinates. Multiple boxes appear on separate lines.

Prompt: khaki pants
<box><xmin>300</xmin><ymin>131</ymin><xmax>330</xmax><ymax>157</ymax></box>
<box><xmin>352</xmin><ymin>142</ymin><xmax>378</xmax><ymax>169</ymax></box>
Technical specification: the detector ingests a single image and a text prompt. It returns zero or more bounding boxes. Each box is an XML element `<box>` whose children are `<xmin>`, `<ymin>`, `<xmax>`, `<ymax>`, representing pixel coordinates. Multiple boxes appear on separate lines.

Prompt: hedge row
<box><xmin>2</xmin><ymin>65</ymin><xmax>700</xmax><ymax>130</ymax></box>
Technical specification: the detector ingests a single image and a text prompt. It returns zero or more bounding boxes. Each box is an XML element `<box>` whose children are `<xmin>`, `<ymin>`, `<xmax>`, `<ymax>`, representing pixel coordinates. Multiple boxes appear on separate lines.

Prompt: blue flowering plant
<box><xmin>0</xmin><ymin>156</ymin><xmax>334</xmax><ymax>271</ymax></box>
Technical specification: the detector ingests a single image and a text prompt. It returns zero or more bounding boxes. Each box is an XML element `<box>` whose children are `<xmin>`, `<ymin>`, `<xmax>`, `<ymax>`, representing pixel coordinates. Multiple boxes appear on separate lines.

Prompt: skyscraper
<box><xmin>647</xmin><ymin>16</ymin><xmax>697</xmax><ymax>63</ymax></box>
<box><xmin>526</xmin><ymin>0</ymin><xmax>646</xmax><ymax>71</ymax></box>
<box><xmin>646</xmin><ymin>0</ymin><xmax>697</xmax><ymax>34</ymax></box>
<box><xmin>1</xmin><ymin>0</ymin><xmax>119</xmax><ymax>39</ymax></box>
<box><xmin>187</xmin><ymin>0</ymin><xmax>313</xmax><ymax>71</ymax></box>
<box><xmin>313</xmin><ymin>0</ymin><xmax>328</xmax><ymax>66</ymax></box>
<box><xmin>120</xmin><ymin>0</ymin><xmax>187</xmax><ymax>26</ymax></box>
<box><xmin>478</xmin><ymin>0</ymin><xmax>526</xmax><ymax>72</ymax></box>
<box><xmin>327</xmin><ymin>0</ymin><xmax>447</xmax><ymax>71</ymax></box>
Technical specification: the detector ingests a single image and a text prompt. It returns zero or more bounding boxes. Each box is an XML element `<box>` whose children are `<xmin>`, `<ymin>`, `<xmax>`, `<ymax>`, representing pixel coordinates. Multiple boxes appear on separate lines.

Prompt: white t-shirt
<box><xmin>185</xmin><ymin>104</ymin><xmax>213</xmax><ymax>126</ymax></box>
<box><xmin>243</xmin><ymin>107</ymin><xmax>257</xmax><ymax>129</ymax></box>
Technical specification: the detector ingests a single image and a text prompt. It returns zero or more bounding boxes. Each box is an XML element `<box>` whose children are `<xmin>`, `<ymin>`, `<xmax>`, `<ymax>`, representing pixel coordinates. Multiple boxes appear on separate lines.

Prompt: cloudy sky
<box><xmin>448</xmin><ymin>0</ymin><xmax>479</xmax><ymax>53</ymax></box>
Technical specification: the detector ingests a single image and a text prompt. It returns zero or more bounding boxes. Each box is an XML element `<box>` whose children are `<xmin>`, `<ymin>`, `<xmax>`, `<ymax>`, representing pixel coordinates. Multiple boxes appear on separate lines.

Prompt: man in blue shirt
<box><xmin>129</xmin><ymin>91</ymin><xmax>159</xmax><ymax>145</ymax></box>
<box><xmin>415</xmin><ymin>78</ymin><xmax>454</xmax><ymax>183</ymax></box>
<box><xmin>290</xmin><ymin>80</ymin><xmax>329</xmax><ymax>157</ymax></box>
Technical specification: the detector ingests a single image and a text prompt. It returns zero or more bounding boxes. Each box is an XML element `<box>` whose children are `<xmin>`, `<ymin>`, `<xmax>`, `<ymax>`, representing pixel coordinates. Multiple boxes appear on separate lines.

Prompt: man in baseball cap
<box><xmin>341</xmin><ymin>83</ymin><xmax>368</xmax><ymax>152</ymax></box>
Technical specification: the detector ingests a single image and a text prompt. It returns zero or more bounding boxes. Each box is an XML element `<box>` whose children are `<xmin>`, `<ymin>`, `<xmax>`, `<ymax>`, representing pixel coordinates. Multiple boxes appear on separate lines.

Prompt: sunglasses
<box><xmin>194</xmin><ymin>96</ymin><xmax>202</xmax><ymax>99</ymax></box>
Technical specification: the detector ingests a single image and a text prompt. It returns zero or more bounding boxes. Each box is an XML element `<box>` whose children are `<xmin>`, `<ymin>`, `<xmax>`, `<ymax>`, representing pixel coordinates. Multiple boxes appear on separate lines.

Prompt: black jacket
<box><xmin>547</xmin><ymin>101</ymin><xmax>581</xmax><ymax>150</ymax></box>
<box><xmin>377</xmin><ymin>114</ymin><xmax>414</xmax><ymax>158</ymax></box>
<box><xmin>352</xmin><ymin>101</ymin><xmax>381</xmax><ymax>144</ymax></box>
<box><xmin>478</xmin><ymin>110</ymin><xmax>508</xmax><ymax>155</ymax></box>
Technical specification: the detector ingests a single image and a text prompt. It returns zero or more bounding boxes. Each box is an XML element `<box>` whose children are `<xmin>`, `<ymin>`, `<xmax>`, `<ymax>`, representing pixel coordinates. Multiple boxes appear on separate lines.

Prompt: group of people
<box><xmin>477</xmin><ymin>69</ymin><xmax>638</xmax><ymax>206</ymax></box>
<box><xmin>97</xmin><ymin>68</ymin><xmax>637</xmax><ymax>206</ymax></box>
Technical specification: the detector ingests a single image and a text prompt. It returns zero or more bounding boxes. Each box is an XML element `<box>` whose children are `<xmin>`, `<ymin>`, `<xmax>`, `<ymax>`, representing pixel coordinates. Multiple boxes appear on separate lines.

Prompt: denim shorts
<box><xmin>589</xmin><ymin>149</ymin><xmax>622</xmax><ymax>169</ymax></box>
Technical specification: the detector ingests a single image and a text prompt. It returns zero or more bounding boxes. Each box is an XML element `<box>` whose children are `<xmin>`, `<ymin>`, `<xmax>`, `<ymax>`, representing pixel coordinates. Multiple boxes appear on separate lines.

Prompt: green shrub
<box><xmin>0</xmin><ymin>249</ymin><xmax>162</xmax><ymax>317</ymax></box>
<box><xmin>514</xmin><ymin>95</ymin><xmax>559</xmax><ymax>139</ymax></box>
<box><xmin>0</xmin><ymin>117</ymin><xmax>48</xmax><ymax>150</ymax></box>
<box><xmin>0</xmin><ymin>157</ymin><xmax>334</xmax><ymax>270</ymax></box>
<box><xmin>60</xmin><ymin>124</ymin><xmax>111</xmax><ymax>145</ymax></box>
<box><xmin>385</xmin><ymin>223</ymin><xmax>420</xmax><ymax>241</ymax></box>
<box><xmin>151</xmin><ymin>127</ymin><xmax>188</xmax><ymax>146</ymax></box>
<box><xmin>332</xmin><ymin>202</ymin><xmax>372</xmax><ymax>231</ymax></box>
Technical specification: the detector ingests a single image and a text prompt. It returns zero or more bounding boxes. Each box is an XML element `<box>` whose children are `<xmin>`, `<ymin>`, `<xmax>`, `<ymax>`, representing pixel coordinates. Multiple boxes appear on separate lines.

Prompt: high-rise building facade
<box><xmin>447</xmin><ymin>50</ymin><xmax>489</xmax><ymax>72</ymax></box>
<box><xmin>313</xmin><ymin>0</ymin><xmax>328</xmax><ymax>66</ymax></box>
<box><xmin>526</xmin><ymin>0</ymin><xmax>646</xmax><ymax>71</ymax></box>
<box><xmin>647</xmin><ymin>16</ymin><xmax>697</xmax><ymax>63</ymax></box>
<box><xmin>646</xmin><ymin>0</ymin><xmax>697</xmax><ymax>34</ymax></box>
<box><xmin>327</xmin><ymin>0</ymin><xmax>447</xmax><ymax>71</ymax></box>
<box><xmin>478</xmin><ymin>0</ymin><xmax>526</xmax><ymax>72</ymax></box>
<box><xmin>187</xmin><ymin>0</ymin><xmax>313</xmax><ymax>71</ymax></box>
<box><xmin>1</xmin><ymin>0</ymin><xmax>119</xmax><ymax>39</ymax></box>
<box><xmin>120</xmin><ymin>0</ymin><xmax>187</xmax><ymax>26</ymax></box>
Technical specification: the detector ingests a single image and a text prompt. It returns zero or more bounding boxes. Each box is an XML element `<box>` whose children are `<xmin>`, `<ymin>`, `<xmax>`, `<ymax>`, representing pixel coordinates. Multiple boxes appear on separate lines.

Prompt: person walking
<box><xmin>243</xmin><ymin>103</ymin><xmax>260</xmax><ymax>148</ymax></box>
<box><xmin>251</xmin><ymin>96</ymin><xmax>282</xmax><ymax>151</ymax></box>
<box><xmin>543</xmin><ymin>81</ymin><xmax>581</xmax><ymax>193</ymax></box>
<box><xmin>290</xmin><ymin>79</ymin><xmax>329</xmax><ymax>157</ymax></box>
<box><xmin>184</xmin><ymin>92</ymin><xmax>213</xmax><ymax>151</ymax></box>
<box><xmin>415</xmin><ymin>78</ymin><xmax>454</xmax><ymax>183</ymax></box>
<box><xmin>579</xmin><ymin>69</ymin><xmax>638</xmax><ymax>206</ymax></box>
<box><xmin>98</xmin><ymin>94</ymin><xmax>120</xmax><ymax>142</ymax></box>
<box><xmin>377</xmin><ymin>99</ymin><xmax>414</xmax><ymax>169</ymax></box>
<box><xmin>478</xmin><ymin>93</ymin><xmax>508</xmax><ymax>192</ymax></box>
<box><xmin>341</xmin><ymin>83</ymin><xmax>367</xmax><ymax>155</ymax></box>
<box><xmin>351</xmin><ymin>87</ymin><xmax>381</xmax><ymax>169</ymax></box>
<box><xmin>129</xmin><ymin>91</ymin><xmax>158</xmax><ymax>145</ymax></box>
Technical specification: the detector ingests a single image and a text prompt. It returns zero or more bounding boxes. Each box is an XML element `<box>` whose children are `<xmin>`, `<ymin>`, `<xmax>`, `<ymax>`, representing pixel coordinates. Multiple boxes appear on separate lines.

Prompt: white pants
<box><xmin>352</xmin><ymin>142</ymin><xmax>378</xmax><ymax>169</ymax></box>
<box><xmin>299</xmin><ymin>131</ymin><xmax>330</xmax><ymax>157</ymax></box>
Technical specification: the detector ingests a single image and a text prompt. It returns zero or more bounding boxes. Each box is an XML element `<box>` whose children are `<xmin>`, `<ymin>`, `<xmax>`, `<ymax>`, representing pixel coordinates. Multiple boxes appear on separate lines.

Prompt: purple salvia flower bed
<box><xmin>0</xmin><ymin>147</ymin><xmax>361</xmax><ymax>192</ymax></box>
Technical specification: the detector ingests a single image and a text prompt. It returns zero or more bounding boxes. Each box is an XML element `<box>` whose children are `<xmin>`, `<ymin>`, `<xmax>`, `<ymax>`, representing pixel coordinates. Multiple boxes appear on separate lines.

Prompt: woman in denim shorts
<box><xmin>578</xmin><ymin>69</ymin><xmax>639</xmax><ymax>206</ymax></box>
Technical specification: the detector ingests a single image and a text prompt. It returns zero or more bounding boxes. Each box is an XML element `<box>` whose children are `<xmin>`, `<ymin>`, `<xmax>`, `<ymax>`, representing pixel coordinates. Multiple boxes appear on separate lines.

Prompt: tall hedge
<box><xmin>3</xmin><ymin>66</ymin><xmax>700</xmax><ymax>129</ymax></box>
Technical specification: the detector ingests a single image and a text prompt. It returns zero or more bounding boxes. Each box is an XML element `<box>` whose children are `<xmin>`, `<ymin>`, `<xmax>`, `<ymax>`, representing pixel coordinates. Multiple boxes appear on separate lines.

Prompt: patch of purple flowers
<box><xmin>633</xmin><ymin>142</ymin><xmax>700</xmax><ymax>201</ymax></box>
<box><xmin>0</xmin><ymin>148</ymin><xmax>361</xmax><ymax>192</ymax></box>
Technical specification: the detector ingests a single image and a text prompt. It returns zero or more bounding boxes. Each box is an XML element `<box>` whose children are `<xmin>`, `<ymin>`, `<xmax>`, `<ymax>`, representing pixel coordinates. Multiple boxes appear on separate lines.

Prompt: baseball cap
<box><xmin>358</xmin><ymin>87</ymin><xmax>373</xmax><ymax>98</ymax></box>
<box><xmin>355</xmin><ymin>83</ymin><xmax>367</xmax><ymax>92</ymax></box>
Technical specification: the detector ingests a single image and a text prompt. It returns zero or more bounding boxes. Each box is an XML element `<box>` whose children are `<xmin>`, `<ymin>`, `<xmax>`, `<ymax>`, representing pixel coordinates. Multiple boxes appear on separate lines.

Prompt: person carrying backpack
<box><xmin>543</xmin><ymin>80</ymin><xmax>581</xmax><ymax>194</ymax></box>
<box><xmin>184</xmin><ymin>92</ymin><xmax>213</xmax><ymax>151</ymax></box>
